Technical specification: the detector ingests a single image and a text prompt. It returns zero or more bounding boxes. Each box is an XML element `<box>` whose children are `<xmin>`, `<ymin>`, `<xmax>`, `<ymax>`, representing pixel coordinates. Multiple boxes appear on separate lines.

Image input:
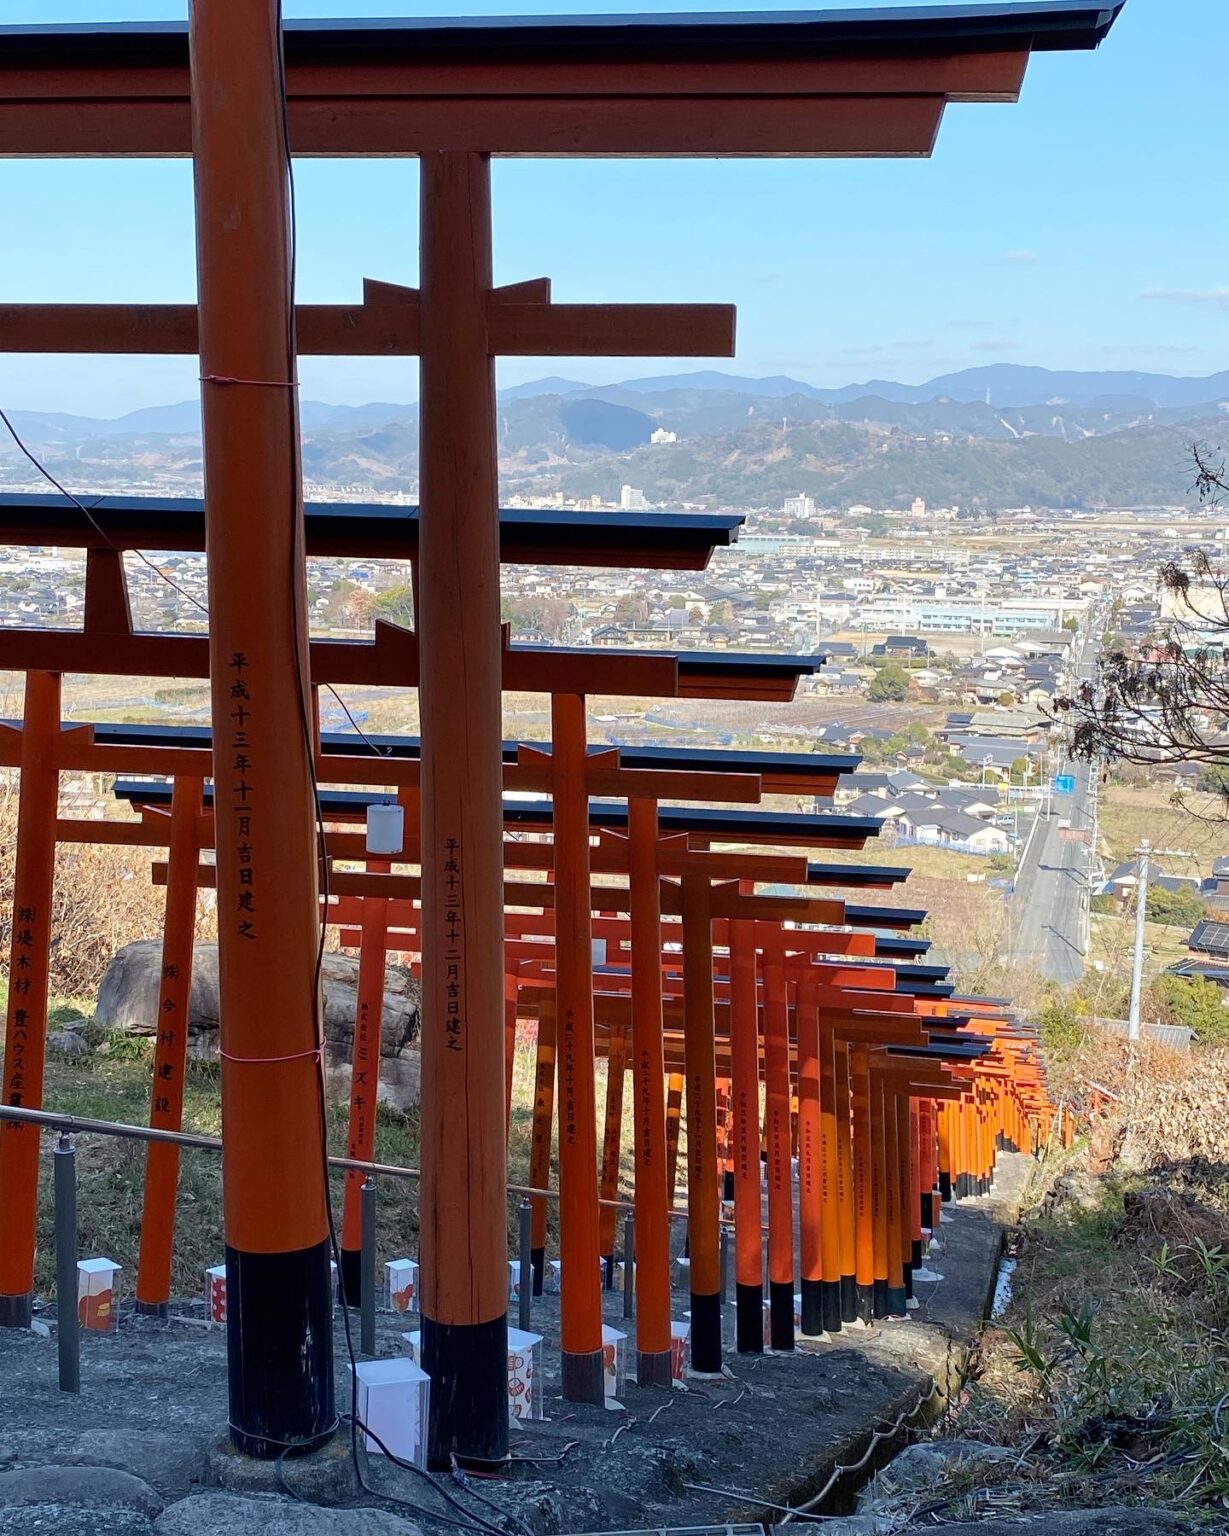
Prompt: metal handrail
<box><xmin>0</xmin><ymin>1100</ymin><xmax>642</xmax><ymax>1209</ymax></box>
<box><xmin>2</xmin><ymin>1101</ymin><xmax>737</xmax><ymax>1394</ymax></box>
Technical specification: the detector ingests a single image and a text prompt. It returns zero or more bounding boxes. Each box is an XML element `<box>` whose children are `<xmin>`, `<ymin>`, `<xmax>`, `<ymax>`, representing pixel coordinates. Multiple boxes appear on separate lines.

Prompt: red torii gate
<box><xmin>0</xmin><ymin>0</ymin><xmax>1121</xmax><ymax>1465</ymax></box>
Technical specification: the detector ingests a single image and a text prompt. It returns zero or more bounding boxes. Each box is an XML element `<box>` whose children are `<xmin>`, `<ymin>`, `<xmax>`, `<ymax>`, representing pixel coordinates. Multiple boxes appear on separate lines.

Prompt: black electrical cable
<box><xmin>0</xmin><ymin>405</ymin><xmax>210</xmax><ymax>620</ymax></box>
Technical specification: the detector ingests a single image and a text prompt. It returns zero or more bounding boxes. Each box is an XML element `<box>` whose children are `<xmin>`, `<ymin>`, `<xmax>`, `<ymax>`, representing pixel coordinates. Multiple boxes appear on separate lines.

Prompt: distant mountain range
<box><xmin>4</xmin><ymin>364</ymin><xmax>1227</xmax><ymax>509</ymax></box>
<box><xmin>615</xmin><ymin>364</ymin><xmax>1229</xmax><ymax>410</ymax></box>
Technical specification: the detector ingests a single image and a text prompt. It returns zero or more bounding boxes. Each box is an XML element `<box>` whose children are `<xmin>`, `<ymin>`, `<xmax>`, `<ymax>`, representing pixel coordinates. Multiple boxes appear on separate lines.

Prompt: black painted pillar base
<box><xmin>562</xmin><ymin>1346</ymin><xmax>605</xmax><ymax>1406</ymax></box>
<box><xmin>0</xmin><ymin>1293</ymin><xmax>32</xmax><ymax>1330</ymax></box>
<box><xmin>856</xmin><ymin>1282</ymin><xmax>873</xmax><ymax>1324</ymax></box>
<box><xmin>339</xmin><ymin>1246</ymin><xmax>361</xmax><ymax>1309</ymax></box>
<box><xmin>422</xmin><ymin>1312</ymin><xmax>510</xmax><ymax>1469</ymax></box>
<box><xmin>799</xmin><ymin>1278</ymin><xmax>825</xmax><ymax>1338</ymax></box>
<box><xmin>821</xmin><ymin>1279</ymin><xmax>842</xmax><ymax>1335</ymax></box>
<box><xmin>840</xmin><ymin>1274</ymin><xmax>858</xmax><ymax>1324</ymax></box>
<box><xmin>690</xmin><ymin>1290</ymin><xmax>722</xmax><ymax>1373</ymax></box>
<box><xmin>911</xmin><ymin>1238</ymin><xmax>924</xmax><ymax>1270</ymax></box>
<box><xmin>135</xmin><ymin>1299</ymin><xmax>169</xmax><ymax>1319</ymax></box>
<box><xmin>939</xmin><ymin>1172</ymin><xmax>952</xmax><ymax>1202</ymax></box>
<box><xmin>225</xmin><ymin>1240</ymin><xmax>336</xmax><ymax>1461</ymax></box>
<box><xmin>601</xmin><ymin>1254</ymin><xmax>616</xmax><ymax>1291</ymax></box>
<box><xmin>886</xmin><ymin>1284</ymin><xmax>908</xmax><ymax>1318</ymax></box>
<box><xmin>920</xmin><ymin>1192</ymin><xmax>934</xmax><ymax>1230</ymax></box>
<box><xmin>872</xmin><ymin>1277</ymin><xmax>888</xmax><ymax>1319</ymax></box>
<box><xmin>735</xmin><ymin>1282</ymin><xmax>764</xmax><ymax>1353</ymax></box>
<box><xmin>768</xmin><ymin>1281</ymin><xmax>794</xmax><ymax>1351</ymax></box>
<box><xmin>530</xmin><ymin>1246</ymin><xmax>544</xmax><ymax>1297</ymax></box>
<box><xmin>903</xmin><ymin>1262</ymin><xmax>913</xmax><ymax>1301</ymax></box>
<box><xmin>723</xmin><ymin>1170</ymin><xmax>735</xmax><ymax>1200</ymax></box>
<box><xmin>638</xmin><ymin>1349</ymin><xmax>673</xmax><ymax>1389</ymax></box>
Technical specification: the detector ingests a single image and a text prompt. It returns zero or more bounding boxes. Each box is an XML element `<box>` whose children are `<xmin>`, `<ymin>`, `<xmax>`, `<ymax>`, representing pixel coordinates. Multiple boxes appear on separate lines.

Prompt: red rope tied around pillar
<box><xmin>199</xmin><ymin>375</ymin><xmax>299</xmax><ymax>388</ymax></box>
<box><xmin>219</xmin><ymin>1045</ymin><xmax>323</xmax><ymax>1065</ymax></box>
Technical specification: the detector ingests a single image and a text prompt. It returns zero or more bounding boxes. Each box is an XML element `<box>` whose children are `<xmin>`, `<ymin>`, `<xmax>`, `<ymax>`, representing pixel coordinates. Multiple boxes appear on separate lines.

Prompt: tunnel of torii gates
<box><xmin>0</xmin><ymin>0</ymin><xmax>1114</xmax><ymax>1469</ymax></box>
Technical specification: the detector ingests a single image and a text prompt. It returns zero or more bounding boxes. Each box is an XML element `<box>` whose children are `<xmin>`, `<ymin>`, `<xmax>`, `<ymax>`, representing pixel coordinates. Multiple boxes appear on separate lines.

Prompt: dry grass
<box><xmin>1097</xmin><ymin>783</ymin><xmax>1224</xmax><ymax>869</ymax></box>
<box><xmin>1075</xmin><ymin>1034</ymin><xmax>1229</xmax><ymax>1171</ymax></box>
<box><xmin>0</xmin><ymin>776</ymin><xmax>218</xmax><ymax>1000</ymax></box>
<box><xmin>911</xmin><ymin>1037</ymin><xmax>1229</xmax><ymax>1523</ymax></box>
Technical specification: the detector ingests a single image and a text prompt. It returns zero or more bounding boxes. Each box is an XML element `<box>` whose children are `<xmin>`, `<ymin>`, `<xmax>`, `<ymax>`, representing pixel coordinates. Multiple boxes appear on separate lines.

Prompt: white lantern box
<box><xmin>508</xmin><ymin>1260</ymin><xmax>523</xmax><ymax>1304</ymax></box>
<box><xmin>544</xmin><ymin>1257</ymin><xmax>605</xmax><ymax>1295</ymax></box>
<box><xmin>601</xmin><ymin>1324</ymin><xmax>627</xmax><ymax>1401</ymax></box>
<box><xmin>204</xmin><ymin>1264</ymin><xmax>227</xmax><ymax>1327</ymax></box>
<box><xmin>405</xmin><ymin>1328</ymin><xmax>546</xmax><ymax>1425</ymax></box>
<box><xmin>670</xmin><ymin>1320</ymin><xmax>690</xmax><ymax>1382</ymax></box>
<box><xmin>77</xmin><ymin>1258</ymin><xmax>121</xmax><ymax>1333</ymax></box>
<box><xmin>204</xmin><ymin>1260</ymin><xmax>334</xmax><ymax>1327</ymax></box>
<box><xmin>352</xmin><ymin>1358</ymin><xmax>429</xmax><ymax>1469</ymax></box>
<box><xmin>506</xmin><ymin>1327</ymin><xmax>544</xmax><ymax>1421</ymax></box>
<box><xmin>386</xmin><ymin>1258</ymin><xmax>419</xmax><ymax>1315</ymax></box>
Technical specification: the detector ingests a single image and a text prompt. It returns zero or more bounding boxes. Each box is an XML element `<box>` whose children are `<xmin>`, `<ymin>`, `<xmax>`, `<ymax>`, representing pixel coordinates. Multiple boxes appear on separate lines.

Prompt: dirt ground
<box><xmin>0</xmin><ymin>1157</ymin><xmax>1033</xmax><ymax>1536</ymax></box>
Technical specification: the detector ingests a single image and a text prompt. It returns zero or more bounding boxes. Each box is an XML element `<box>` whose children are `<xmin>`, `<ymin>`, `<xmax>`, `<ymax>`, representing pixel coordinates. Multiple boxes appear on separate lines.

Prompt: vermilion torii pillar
<box><xmin>416</xmin><ymin>166</ymin><xmax>730</xmax><ymax>1457</ymax></box>
<box><xmin>190</xmin><ymin>0</ymin><xmax>335</xmax><ymax>1457</ymax></box>
<box><xmin>0</xmin><ymin>671</ymin><xmax>59</xmax><ymax>1328</ymax></box>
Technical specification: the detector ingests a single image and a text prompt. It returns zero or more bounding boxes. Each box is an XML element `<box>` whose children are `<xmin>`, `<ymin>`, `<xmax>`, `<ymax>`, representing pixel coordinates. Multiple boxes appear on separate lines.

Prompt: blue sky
<box><xmin>1</xmin><ymin>0</ymin><xmax>1226</xmax><ymax>416</ymax></box>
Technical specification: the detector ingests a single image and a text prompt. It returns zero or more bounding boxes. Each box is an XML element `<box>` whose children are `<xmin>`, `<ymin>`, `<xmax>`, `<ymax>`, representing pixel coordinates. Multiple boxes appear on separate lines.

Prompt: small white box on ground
<box><xmin>672</xmin><ymin>1254</ymin><xmax>690</xmax><ymax>1290</ymax></box>
<box><xmin>601</xmin><ymin>1324</ymin><xmax>627</xmax><ymax>1400</ymax></box>
<box><xmin>670</xmin><ymin>1320</ymin><xmax>690</xmax><ymax>1382</ymax></box>
<box><xmin>506</xmin><ymin>1327</ymin><xmax>544</xmax><ymax>1421</ymax></box>
<box><xmin>352</xmin><ymin>1358</ymin><xmax>430</xmax><ymax>1468</ymax></box>
<box><xmin>204</xmin><ymin>1264</ymin><xmax>227</xmax><ymax>1326</ymax></box>
<box><xmin>386</xmin><ymin>1259</ymin><xmax>419</xmax><ymax>1315</ymax></box>
<box><xmin>77</xmin><ymin>1258</ymin><xmax>121</xmax><ymax>1333</ymax></box>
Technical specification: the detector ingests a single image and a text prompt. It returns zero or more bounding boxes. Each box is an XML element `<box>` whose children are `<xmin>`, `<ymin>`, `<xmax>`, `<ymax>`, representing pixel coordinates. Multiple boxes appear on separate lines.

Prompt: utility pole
<box><xmin>1127</xmin><ymin>839</ymin><xmax>1150</xmax><ymax>1044</ymax></box>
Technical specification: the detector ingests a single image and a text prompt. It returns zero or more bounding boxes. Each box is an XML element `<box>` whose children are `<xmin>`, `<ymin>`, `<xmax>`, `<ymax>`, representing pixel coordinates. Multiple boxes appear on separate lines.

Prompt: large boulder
<box><xmin>95</xmin><ymin>941</ymin><xmax>420</xmax><ymax>1109</ymax></box>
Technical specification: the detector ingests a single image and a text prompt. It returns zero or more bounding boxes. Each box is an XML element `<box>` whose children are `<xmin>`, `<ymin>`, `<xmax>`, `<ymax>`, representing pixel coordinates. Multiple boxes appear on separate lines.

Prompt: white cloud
<box><xmin>999</xmin><ymin>250</ymin><xmax>1036</xmax><ymax>265</ymax></box>
<box><xmin>970</xmin><ymin>337</ymin><xmax>1022</xmax><ymax>353</ymax></box>
<box><xmin>1142</xmin><ymin>286</ymin><xmax>1229</xmax><ymax>309</ymax></box>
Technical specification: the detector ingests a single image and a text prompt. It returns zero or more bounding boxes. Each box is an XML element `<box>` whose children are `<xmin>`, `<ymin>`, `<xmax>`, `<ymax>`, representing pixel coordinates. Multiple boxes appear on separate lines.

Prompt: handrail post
<box><xmin>518</xmin><ymin>1200</ymin><xmax>532</xmax><ymax>1333</ymax></box>
<box><xmin>360</xmin><ymin>1176</ymin><xmax>377</xmax><ymax>1356</ymax></box>
<box><xmin>54</xmin><ymin>1132</ymin><xmax>80</xmax><ymax>1394</ymax></box>
<box><xmin>622</xmin><ymin>1211</ymin><xmax>635</xmax><ymax>1320</ymax></box>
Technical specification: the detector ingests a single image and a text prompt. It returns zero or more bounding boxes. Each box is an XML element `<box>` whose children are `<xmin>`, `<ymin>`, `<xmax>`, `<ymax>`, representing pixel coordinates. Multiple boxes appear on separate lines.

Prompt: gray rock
<box><xmin>0</xmin><ymin>1465</ymin><xmax>162</xmax><ymax>1516</ymax></box>
<box><xmin>154</xmin><ymin>1492</ymin><xmax>423</xmax><ymax>1536</ymax></box>
<box><xmin>96</xmin><ymin>942</ymin><xmax>420</xmax><ymax>1105</ymax></box>
<box><xmin>827</xmin><ymin>1513</ymin><xmax>1196</xmax><ymax>1535</ymax></box>
<box><xmin>0</xmin><ymin>1507</ymin><xmax>153</xmax><ymax>1536</ymax></box>
<box><xmin>859</xmin><ymin>1437</ymin><xmax>1015</xmax><ymax>1504</ymax></box>
<box><xmin>205</xmin><ymin>1432</ymin><xmax>359</xmax><ymax>1506</ymax></box>
<box><xmin>0</xmin><ymin>1427</ymin><xmax>209</xmax><ymax>1499</ymax></box>
<box><xmin>46</xmin><ymin>1030</ymin><xmax>90</xmax><ymax>1057</ymax></box>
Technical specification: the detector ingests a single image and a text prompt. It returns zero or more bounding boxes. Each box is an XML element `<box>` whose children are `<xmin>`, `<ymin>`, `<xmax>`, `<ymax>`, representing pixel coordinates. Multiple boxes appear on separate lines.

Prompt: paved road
<box><xmin>1008</xmin><ymin>630</ymin><xmax>1100</xmax><ymax>984</ymax></box>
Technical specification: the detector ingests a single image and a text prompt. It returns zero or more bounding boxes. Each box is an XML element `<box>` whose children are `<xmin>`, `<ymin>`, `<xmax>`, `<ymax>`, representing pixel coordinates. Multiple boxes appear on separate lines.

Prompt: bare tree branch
<box><xmin>1052</xmin><ymin>442</ymin><xmax>1229</xmax><ymax>821</ymax></box>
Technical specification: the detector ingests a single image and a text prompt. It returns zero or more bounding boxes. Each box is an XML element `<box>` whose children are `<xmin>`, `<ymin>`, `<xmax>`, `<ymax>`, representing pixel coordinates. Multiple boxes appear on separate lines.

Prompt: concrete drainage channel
<box><xmin>773</xmin><ymin>1337</ymin><xmax>971</xmax><ymax>1523</ymax></box>
<box><xmin>764</xmin><ymin>1177</ymin><xmax>1033</xmax><ymax>1526</ymax></box>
